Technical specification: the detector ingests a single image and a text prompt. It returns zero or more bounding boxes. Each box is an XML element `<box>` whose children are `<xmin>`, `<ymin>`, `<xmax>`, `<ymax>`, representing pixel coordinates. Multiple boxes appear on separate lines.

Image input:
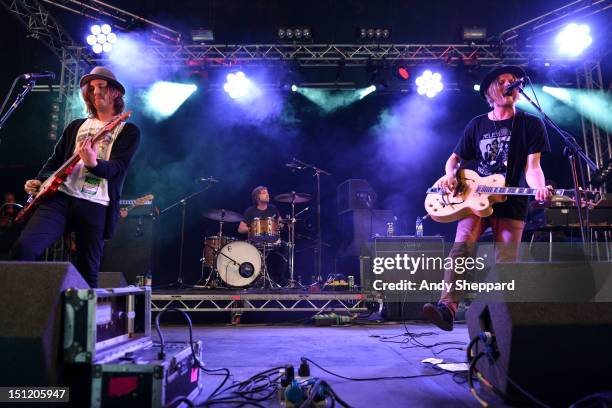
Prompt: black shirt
<box><xmin>454</xmin><ymin>111</ymin><xmax>550</xmax><ymax>221</ymax></box>
<box><xmin>243</xmin><ymin>204</ymin><xmax>281</xmax><ymax>224</ymax></box>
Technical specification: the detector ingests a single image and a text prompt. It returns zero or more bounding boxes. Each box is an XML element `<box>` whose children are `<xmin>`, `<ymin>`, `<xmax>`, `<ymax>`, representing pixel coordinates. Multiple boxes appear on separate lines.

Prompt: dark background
<box><xmin>1</xmin><ymin>1</ymin><xmax>610</xmax><ymax>283</ymax></box>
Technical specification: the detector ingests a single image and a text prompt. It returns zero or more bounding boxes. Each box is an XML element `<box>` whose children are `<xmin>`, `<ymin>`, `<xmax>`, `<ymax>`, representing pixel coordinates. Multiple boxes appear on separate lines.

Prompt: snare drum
<box><xmin>248</xmin><ymin>217</ymin><xmax>280</xmax><ymax>244</ymax></box>
<box><xmin>203</xmin><ymin>235</ymin><xmax>236</xmax><ymax>268</ymax></box>
<box><xmin>216</xmin><ymin>240</ymin><xmax>262</xmax><ymax>287</ymax></box>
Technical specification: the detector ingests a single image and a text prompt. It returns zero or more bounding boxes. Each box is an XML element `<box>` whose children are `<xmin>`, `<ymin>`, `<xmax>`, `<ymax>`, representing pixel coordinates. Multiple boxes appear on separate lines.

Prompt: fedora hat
<box><xmin>479</xmin><ymin>65</ymin><xmax>525</xmax><ymax>100</ymax></box>
<box><xmin>79</xmin><ymin>66</ymin><xmax>125</xmax><ymax>94</ymax></box>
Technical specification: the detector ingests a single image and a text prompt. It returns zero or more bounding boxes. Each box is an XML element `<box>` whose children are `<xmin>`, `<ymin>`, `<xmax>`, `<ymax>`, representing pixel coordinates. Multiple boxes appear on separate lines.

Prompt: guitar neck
<box><xmin>427</xmin><ymin>186</ymin><xmax>570</xmax><ymax>197</ymax></box>
<box><xmin>475</xmin><ymin>186</ymin><xmax>568</xmax><ymax>197</ymax></box>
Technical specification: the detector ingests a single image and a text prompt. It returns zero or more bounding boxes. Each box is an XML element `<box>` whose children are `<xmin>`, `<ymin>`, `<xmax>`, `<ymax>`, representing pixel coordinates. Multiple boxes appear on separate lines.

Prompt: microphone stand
<box><xmin>159</xmin><ymin>181</ymin><xmax>216</xmax><ymax>287</ymax></box>
<box><xmin>291</xmin><ymin>157</ymin><xmax>331</xmax><ymax>285</ymax></box>
<box><xmin>518</xmin><ymin>85</ymin><xmax>599</xmax><ymax>246</ymax></box>
<box><xmin>0</xmin><ymin>78</ymin><xmax>37</xmax><ymax>138</ymax></box>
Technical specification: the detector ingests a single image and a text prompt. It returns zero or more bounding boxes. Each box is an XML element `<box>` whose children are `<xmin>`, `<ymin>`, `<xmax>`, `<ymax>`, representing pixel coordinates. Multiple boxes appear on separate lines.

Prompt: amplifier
<box><xmin>360</xmin><ymin>236</ymin><xmax>445</xmax><ymax>316</ymax></box>
<box><xmin>337</xmin><ymin>179</ymin><xmax>377</xmax><ymax>215</ymax></box>
<box><xmin>63</xmin><ymin>287</ymin><xmax>151</xmax><ymax>364</ymax></box>
<box><xmin>528</xmin><ymin>206</ymin><xmax>612</xmax><ymax>229</ymax></box>
<box><xmin>91</xmin><ymin>341</ymin><xmax>202</xmax><ymax>408</ymax></box>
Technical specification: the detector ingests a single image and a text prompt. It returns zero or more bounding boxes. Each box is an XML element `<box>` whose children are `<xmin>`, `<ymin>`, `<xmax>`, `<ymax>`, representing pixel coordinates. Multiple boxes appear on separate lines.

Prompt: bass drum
<box><xmin>216</xmin><ymin>240</ymin><xmax>262</xmax><ymax>287</ymax></box>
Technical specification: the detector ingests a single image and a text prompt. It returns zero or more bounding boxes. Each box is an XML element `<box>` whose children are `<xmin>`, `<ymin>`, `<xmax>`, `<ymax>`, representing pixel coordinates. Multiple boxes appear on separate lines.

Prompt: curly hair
<box><xmin>80</xmin><ymin>81</ymin><xmax>125</xmax><ymax>118</ymax></box>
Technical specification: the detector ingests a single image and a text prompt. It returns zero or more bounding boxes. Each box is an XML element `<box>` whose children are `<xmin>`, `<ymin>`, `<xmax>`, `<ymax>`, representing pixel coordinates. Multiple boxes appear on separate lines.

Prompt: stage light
<box><xmin>415</xmin><ymin>70</ymin><xmax>444</xmax><ymax>98</ymax></box>
<box><xmin>87</xmin><ymin>23</ymin><xmax>116</xmax><ymax>53</ymax></box>
<box><xmin>224</xmin><ymin>71</ymin><xmax>251</xmax><ymax>100</ymax></box>
<box><xmin>358</xmin><ymin>85</ymin><xmax>377</xmax><ymax>100</ymax></box>
<box><xmin>542</xmin><ymin>86</ymin><xmax>612</xmax><ymax>132</ymax></box>
<box><xmin>144</xmin><ymin>81</ymin><xmax>197</xmax><ymax>119</ymax></box>
<box><xmin>473</xmin><ymin>84</ymin><xmax>480</xmax><ymax>92</ymax></box>
<box><xmin>542</xmin><ymin>86</ymin><xmax>571</xmax><ymax>103</ymax></box>
<box><xmin>291</xmin><ymin>85</ymin><xmax>298</xmax><ymax>92</ymax></box>
<box><xmin>398</xmin><ymin>67</ymin><xmax>410</xmax><ymax>80</ymax></box>
<box><xmin>357</xmin><ymin>27</ymin><xmax>391</xmax><ymax>42</ymax></box>
<box><xmin>556</xmin><ymin>23</ymin><xmax>592</xmax><ymax>56</ymax></box>
<box><xmin>191</xmin><ymin>28</ymin><xmax>214</xmax><ymax>43</ymax></box>
<box><xmin>278</xmin><ymin>27</ymin><xmax>312</xmax><ymax>42</ymax></box>
<box><xmin>462</xmin><ymin>26</ymin><xmax>487</xmax><ymax>43</ymax></box>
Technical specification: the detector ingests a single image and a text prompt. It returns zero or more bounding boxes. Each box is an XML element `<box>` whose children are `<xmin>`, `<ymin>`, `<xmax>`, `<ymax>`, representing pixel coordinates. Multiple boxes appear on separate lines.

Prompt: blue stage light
<box><xmin>556</xmin><ymin>23</ymin><xmax>592</xmax><ymax>56</ymax></box>
<box><xmin>415</xmin><ymin>70</ymin><xmax>444</xmax><ymax>98</ymax></box>
<box><xmin>223</xmin><ymin>71</ymin><xmax>251</xmax><ymax>99</ymax></box>
<box><xmin>145</xmin><ymin>81</ymin><xmax>197</xmax><ymax>119</ymax></box>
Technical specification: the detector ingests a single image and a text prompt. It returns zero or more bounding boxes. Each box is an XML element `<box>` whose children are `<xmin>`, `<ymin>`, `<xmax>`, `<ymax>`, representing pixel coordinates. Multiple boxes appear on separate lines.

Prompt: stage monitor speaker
<box><xmin>467</xmin><ymin>264</ymin><xmax>612</xmax><ymax>405</ymax></box>
<box><xmin>339</xmin><ymin>209</ymin><xmax>394</xmax><ymax>256</ymax></box>
<box><xmin>98</xmin><ymin>271</ymin><xmax>128</xmax><ymax>288</ymax></box>
<box><xmin>0</xmin><ymin>262</ymin><xmax>89</xmax><ymax>386</ymax></box>
<box><xmin>337</xmin><ymin>179</ymin><xmax>377</xmax><ymax>215</ymax></box>
<box><xmin>100</xmin><ymin>214</ymin><xmax>157</xmax><ymax>285</ymax></box>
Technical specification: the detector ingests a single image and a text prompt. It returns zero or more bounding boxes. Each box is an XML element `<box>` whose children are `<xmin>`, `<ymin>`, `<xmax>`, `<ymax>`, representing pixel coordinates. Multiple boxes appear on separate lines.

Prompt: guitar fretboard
<box><xmin>427</xmin><ymin>186</ymin><xmax>569</xmax><ymax>197</ymax></box>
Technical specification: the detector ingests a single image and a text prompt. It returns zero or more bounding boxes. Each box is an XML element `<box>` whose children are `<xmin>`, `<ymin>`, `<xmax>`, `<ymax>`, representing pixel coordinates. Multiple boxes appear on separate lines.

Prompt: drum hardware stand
<box><xmin>286</xmin><ymin>203</ymin><xmax>310</xmax><ymax>288</ymax></box>
<box><xmin>288</xmin><ymin>158</ymin><xmax>331</xmax><ymax>285</ymax></box>
<box><xmin>258</xmin><ymin>244</ymin><xmax>282</xmax><ymax>289</ymax></box>
<box><xmin>159</xmin><ymin>181</ymin><xmax>216</xmax><ymax>288</ymax></box>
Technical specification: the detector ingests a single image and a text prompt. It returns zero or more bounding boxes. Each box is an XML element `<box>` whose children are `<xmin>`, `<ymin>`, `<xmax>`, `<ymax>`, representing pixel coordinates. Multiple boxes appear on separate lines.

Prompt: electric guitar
<box><xmin>119</xmin><ymin>194</ymin><xmax>154</xmax><ymax>218</ymax></box>
<box><xmin>424</xmin><ymin>169</ymin><xmax>599</xmax><ymax>223</ymax></box>
<box><xmin>15</xmin><ymin>111</ymin><xmax>132</xmax><ymax>223</ymax></box>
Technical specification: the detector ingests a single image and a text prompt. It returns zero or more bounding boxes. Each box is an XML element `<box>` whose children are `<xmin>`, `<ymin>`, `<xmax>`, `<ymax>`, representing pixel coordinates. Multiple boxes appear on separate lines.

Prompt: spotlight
<box><xmin>87</xmin><ymin>23</ymin><xmax>116</xmax><ymax>54</ymax></box>
<box><xmin>461</xmin><ymin>26</ymin><xmax>487</xmax><ymax>43</ymax></box>
<box><xmin>145</xmin><ymin>81</ymin><xmax>197</xmax><ymax>119</ymax></box>
<box><xmin>278</xmin><ymin>27</ymin><xmax>312</xmax><ymax>42</ymax></box>
<box><xmin>556</xmin><ymin>23</ymin><xmax>592</xmax><ymax>56</ymax></box>
<box><xmin>356</xmin><ymin>27</ymin><xmax>391</xmax><ymax>42</ymax></box>
<box><xmin>291</xmin><ymin>84</ymin><xmax>298</xmax><ymax>92</ymax></box>
<box><xmin>415</xmin><ymin>70</ymin><xmax>444</xmax><ymax>98</ymax></box>
<box><xmin>473</xmin><ymin>84</ymin><xmax>480</xmax><ymax>92</ymax></box>
<box><xmin>223</xmin><ymin>71</ymin><xmax>251</xmax><ymax>99</ymax></box>
<box><xmin>358</xmin><ymin>85</ymin><xmax>377</xmax><ymax>100</ymax></box>
<box><xmin>191</xmin><ymin>28</ymin><xmax>214</xmax><ymax>43</ymax></box>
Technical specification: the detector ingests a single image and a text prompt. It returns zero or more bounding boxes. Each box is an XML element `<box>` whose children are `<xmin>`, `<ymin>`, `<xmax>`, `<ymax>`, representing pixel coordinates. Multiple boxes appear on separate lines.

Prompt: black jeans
<box><xmin>12</xmin><ymin>191</ymin><xmax>107</xmax><ymax>287</ymax></box>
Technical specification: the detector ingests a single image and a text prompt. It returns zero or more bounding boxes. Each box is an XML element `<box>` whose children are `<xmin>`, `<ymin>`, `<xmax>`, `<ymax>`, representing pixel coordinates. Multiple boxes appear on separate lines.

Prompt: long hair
<box><xmin>485</xmin><ymin>75</ymin><xmax>520</xmax><ymax>108</ymax></box>
<box><xmin>80</xmin><ymin>82</ymin><xmax>125</xmax><ymax>118</ymax></box>
<box><xmin>251</xmin><ymin>186</ymin><xmax>268</xmax><ymax>204</ymax></box>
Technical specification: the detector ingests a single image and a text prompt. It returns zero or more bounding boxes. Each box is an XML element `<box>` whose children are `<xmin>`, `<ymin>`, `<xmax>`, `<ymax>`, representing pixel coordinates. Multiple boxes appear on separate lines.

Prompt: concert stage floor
<box><xmin>155</xmin><ymin>322</ymin><xmax>495</xmax><ymax>407</ymax></box>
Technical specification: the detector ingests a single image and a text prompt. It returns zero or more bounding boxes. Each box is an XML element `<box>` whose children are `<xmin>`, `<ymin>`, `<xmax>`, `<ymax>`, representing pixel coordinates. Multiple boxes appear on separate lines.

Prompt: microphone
<box><xmin>21</xmin><ymin>71</ymin><xmax>56</xmax><ymax>81</ymax></box>
<box><xmin>503</xmin><ymin>77</ymin><xmax>525</xmax><ymax>96</ymax></box>
<box><xmin>197</xmin><ymin>176</ymin><xmax>219</xmax><ymax>183</ymax></box>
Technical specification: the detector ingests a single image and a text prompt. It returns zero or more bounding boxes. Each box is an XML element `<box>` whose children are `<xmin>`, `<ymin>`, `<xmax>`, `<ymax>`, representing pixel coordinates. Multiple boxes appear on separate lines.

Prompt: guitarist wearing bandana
<box><xmin>423</xmin><ymin>66</ymin><xmax>552</xmax><ymax>331</ymax></box>
<box><xmin>11</xmin><ymin>67</ymin><xmax>140</xmax><ymax>287</ymax></box>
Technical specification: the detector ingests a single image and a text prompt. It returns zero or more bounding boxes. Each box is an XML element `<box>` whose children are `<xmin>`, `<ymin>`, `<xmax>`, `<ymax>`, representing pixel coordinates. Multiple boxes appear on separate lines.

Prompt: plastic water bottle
<box><xmin>416</xmin><ymin>217</ymin><xmax>423</xmax><ymax>237</ymax></box>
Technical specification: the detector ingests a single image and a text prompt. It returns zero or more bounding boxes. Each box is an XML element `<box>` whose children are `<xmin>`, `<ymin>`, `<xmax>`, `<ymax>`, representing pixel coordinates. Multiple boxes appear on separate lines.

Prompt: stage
<box><xmin>156</xmin><ymin>321</ymin><xmax>485</xmax><ymax>407</ymax></box>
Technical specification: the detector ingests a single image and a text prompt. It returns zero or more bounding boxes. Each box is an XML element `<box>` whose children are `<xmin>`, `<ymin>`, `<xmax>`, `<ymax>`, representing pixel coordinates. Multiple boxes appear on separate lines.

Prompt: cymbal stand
<box><xmin>286</xmin><ymin>200</ymin><xmax>310</xmax><ymax>288</ymax></box>
<box><xmin>290</xmin><ymin>158</ymin><xmax>331</xmax><ymax>284</ymax></box>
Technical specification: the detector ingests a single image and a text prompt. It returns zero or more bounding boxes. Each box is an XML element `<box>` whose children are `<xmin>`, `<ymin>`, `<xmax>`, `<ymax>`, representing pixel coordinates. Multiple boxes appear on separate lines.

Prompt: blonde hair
<box><xmin>485</xmin><ymin>75</ymin><xmax>520</xmax><ymax>108</ymax></box>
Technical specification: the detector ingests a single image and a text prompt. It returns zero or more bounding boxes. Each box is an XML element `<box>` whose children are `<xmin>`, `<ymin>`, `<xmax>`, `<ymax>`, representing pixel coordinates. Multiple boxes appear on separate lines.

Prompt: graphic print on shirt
<box><xmin>477</xmin><ymin>125</ymin><xmax>511</xmax><ymax>176</ymax></box>
<box><xmin>77</xmin><ymin>127</ymin><xmax>115</xmax><ymax>196</ymax></box>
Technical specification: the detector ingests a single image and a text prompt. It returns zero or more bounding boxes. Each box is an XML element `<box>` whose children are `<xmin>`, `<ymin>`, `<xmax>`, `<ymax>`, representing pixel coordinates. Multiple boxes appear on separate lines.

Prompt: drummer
<box><xmin>238</xmin><ymin>186</ymin><xmax>283</xmax><ymax>234</ymax></box>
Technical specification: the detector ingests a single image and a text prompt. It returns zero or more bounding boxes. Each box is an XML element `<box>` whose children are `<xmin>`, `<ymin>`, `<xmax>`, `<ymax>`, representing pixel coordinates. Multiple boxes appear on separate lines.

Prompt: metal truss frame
<box><xmin>1</xmin><ymin>0</ymin><xmax>93</xmax><ymax>67</ymax></box>
<box><xmin>77</xmin><ymin>43</ymin><xmax>565</xmax><ymax>68</ymax></box>
<box><xmin>576</xmin><ymin>60</ymin><xmax>611</xmax><ymax>189</ymax></box>
<box><xmin>150</xmin><ymin>292</ymin><xmax>370</xmax><ymax>313</ymax></box>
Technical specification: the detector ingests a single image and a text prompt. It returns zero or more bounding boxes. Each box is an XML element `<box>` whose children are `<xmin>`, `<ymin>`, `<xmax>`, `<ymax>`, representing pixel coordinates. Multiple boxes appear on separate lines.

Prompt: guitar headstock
<box><xmin>134</xmin><ymin>194</ymin><xmax>154</xmax><ymax>206</ymax></box>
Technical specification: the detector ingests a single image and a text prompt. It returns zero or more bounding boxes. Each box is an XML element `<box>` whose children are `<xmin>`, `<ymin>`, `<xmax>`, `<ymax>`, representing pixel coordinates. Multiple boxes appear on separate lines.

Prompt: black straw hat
<box><xmin>479</xmin><ymin>65</ymin><xmax>526</xmax><ymax>100</ymax></box>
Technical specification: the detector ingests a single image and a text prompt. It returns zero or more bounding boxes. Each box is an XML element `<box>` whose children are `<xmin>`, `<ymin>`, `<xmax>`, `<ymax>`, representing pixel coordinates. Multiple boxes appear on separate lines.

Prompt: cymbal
<box><xmin>203</xmin><ymin>209</ymin><xmax>243</xmax><ymax>222</ymax></box>
<box><xmin>274</xmin><ymin>192</ymin><xmax>312</xmax><ymax>204</ymax></box>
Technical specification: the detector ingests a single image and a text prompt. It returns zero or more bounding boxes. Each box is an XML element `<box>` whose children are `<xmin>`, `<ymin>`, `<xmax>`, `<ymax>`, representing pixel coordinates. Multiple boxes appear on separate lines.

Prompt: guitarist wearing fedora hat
<box><xmin>12</xmin><ymin>66</ymin><xmax>140</xmax><ymax>287</ymax></box>
<box><xmin>423</xmin><ymin>66</ymin><xmax>552</xmax><ymax>331</ymax></box>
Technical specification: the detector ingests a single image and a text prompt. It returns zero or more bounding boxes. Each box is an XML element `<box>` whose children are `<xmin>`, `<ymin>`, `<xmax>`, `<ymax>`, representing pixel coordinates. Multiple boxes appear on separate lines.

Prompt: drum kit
<box><xmin>200</xmin><ymin>192</ymin><xmax>312</xmax><ymax>288</ymax></box>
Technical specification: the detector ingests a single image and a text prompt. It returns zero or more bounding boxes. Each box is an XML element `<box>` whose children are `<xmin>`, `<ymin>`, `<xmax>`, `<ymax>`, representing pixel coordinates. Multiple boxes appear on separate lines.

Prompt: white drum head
<box><xmin>216</xmin><ymin>240</ymin><xmax>262</xmax><ymax>287</ymax></box>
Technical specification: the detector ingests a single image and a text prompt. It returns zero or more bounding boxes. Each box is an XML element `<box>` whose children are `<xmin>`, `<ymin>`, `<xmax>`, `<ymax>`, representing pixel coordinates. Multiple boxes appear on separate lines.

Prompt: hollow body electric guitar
<box><xmin>424</xmin><ymin>169</ymin><xmax>596</xmax><ymax>223</ymax></box>
<box><xmin>15</xmin><ymin>111</ymin><xmax>132</xmax><ymax>223</ymax></box>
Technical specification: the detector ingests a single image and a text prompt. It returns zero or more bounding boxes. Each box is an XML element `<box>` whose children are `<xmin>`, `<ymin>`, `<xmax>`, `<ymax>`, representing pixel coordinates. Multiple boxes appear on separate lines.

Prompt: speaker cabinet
<box><xmin>467</xmin><ymin>263</ymin><xmax>612</xmax><ymax>405</ymax></box>
<box><xmin>100</xmin><ymin>215</ymin><xmax>157</xmax><ymax>285</ymax></box>
<box><xmin>0</xmin><ymin>262</ymin><xmax>89</xmax><ymax>386</ymax></box>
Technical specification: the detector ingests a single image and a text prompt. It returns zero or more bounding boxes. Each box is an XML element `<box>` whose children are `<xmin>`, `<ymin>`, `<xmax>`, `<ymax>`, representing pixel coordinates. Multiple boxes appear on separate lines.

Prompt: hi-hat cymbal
<box><xmin>274</xmin><ymin>192</ymin><xmax>312</xmax><ymax>204</ymax></box>
<box><xmin>203</xmin><ymin>209</ymin><xmax>243</xmax><ymax>222</ymax></box>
